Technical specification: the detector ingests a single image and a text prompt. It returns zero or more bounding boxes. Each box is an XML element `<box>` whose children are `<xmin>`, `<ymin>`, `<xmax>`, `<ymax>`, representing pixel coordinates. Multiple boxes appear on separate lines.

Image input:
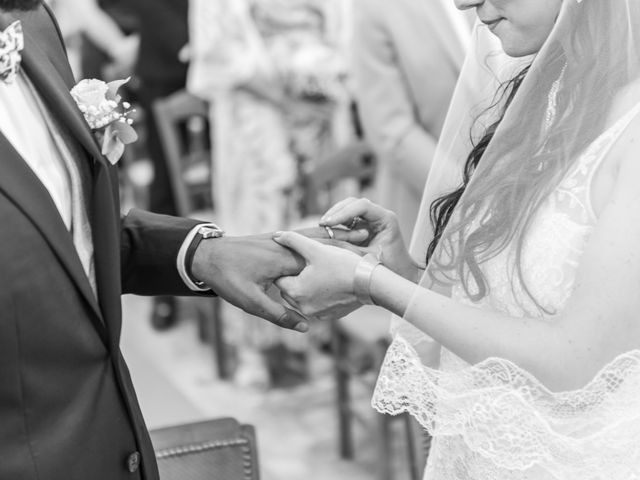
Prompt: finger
<box><xmin>322</xmin><ymin>198</ymin><xmax>387</xmax><ymax>228</ymax></box>
<box><xmin>280</xmin><ymin>291</ymin><xmax>301</xmax><ymax>311</ymax></box>
<box><xmin>320</xmin><ymin>197</ymin><xmax>358</xmax><ymax>223</ymax></box>
<box><xmin>315</xmin><ymin>239</ymin><xmax>369</xmax><ymax>256</ymax></box>
<box><xmin>331</xmin><ymin>227</ymin><xmax>370</xmax><ymax>244</ymax></box>
<box><xmin>275</xmin><ymin>244</ymin><xmax>306</xmax><ymax>274</ymax></box>
<box><xmin>294</xmin><ymin>226</ymin><xmax>335</xmax><ymax>239</ymax></box>
<box><xmin>272</xmin><ymin>231</ymin><xmax>323</xmax><ymax>262</ymax></box>
<box><xmin>249</xmin><ymin>287</ymin><xmax>309</xmax><ymax>332</ymax></box>
<box><xmin>274</xmin><ymin>275</ymin><xmax>296</xmax><ymax>294</ymax></box>
<box><xmin>296</xmin><ymin>226</ymin><xmax>369</xmax><ymax>244</ymax></box>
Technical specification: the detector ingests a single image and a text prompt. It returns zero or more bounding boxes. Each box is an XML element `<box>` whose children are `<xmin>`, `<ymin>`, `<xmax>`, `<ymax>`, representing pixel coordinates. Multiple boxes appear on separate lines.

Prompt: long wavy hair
<box><xmin>426</xmin><ymin>1</ymin><xmax>630</xmax><ymax>310</ymax></box>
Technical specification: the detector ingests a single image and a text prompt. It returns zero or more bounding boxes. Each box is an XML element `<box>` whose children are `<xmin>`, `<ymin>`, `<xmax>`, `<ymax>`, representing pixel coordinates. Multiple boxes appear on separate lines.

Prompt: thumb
<box><xmin>249</xmin><ymin>287</ymin><xmax>309</xmax><ymax>332</ymax></box>
<box><xmin>273</xmin><ymin>231</ymin><xmax>322</xmax><ymax>262</ymax></box>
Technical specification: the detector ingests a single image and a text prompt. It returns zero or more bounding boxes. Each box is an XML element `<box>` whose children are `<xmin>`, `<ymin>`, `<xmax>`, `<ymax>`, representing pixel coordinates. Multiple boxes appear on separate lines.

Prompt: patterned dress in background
<box><xmin>188</xmin><ymin>0</ymin><xmax>352</xmax><ymax>353</ymax></box>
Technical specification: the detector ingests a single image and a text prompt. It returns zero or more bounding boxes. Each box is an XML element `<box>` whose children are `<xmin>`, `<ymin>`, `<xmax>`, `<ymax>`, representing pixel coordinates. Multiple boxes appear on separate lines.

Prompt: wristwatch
<box><xmin>185</xmin><ymin>224</ymin><xmax>225</xmax><ymax>288</ymax></box>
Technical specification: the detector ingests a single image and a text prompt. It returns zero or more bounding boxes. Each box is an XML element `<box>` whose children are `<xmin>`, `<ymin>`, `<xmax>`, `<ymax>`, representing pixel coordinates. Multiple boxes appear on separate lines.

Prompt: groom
<box><xmin>0</xmin><ymin>1</ymin><xmax>344</xmax><ymax>479</ymax></box>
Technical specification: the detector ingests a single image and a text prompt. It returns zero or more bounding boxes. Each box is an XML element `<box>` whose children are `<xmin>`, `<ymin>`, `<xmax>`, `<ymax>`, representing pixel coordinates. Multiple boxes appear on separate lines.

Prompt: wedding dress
<box><xmin>374</xmin><ymin>102</ymin><xmax>640</xmax><ymax>480</ymax></box>
<box><xmin>372</xmin><ymin>1</ymin><xmax>640</xmax><ymax>478</ymax></box>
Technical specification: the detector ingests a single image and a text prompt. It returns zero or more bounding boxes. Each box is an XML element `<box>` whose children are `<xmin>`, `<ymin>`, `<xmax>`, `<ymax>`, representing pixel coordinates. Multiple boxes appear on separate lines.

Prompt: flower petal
<box><xmin>106</xmin><ymin>77</ymin><xmax>131</xmax><ymax>103</ymax></box>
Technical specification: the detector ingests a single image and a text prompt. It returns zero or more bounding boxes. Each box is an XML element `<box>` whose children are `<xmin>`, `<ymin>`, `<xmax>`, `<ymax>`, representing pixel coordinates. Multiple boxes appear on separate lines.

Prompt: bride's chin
<box><xmin>498</xmin><ymin>37</ymin><xmax>544</xmax><ymax>58</ymax></box>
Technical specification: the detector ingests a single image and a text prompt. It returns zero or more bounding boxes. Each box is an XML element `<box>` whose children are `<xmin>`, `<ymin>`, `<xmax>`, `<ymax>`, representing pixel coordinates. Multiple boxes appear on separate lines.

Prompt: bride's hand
<box><xmin>320</xmin><ymin>198</ymin><xmax>421</xmax><ymax>281</ymax></box>
<box><xmin>273</xmin><ymin>231</ymin><xmax>363</xmax><ymax>321</ymax></box>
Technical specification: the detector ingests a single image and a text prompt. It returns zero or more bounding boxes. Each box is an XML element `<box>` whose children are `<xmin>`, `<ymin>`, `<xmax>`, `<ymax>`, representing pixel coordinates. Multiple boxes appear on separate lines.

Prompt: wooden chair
<box><xmin>303</xmin><ymin>140</ymin><xmax>428</xmax><ymax>480</ymax></box>
<box><xmin>150</xmin><ymin>418</ymin><xmax>260</xmax><ymax>480</ymax></box>
<box><xmin>152</xmin><ymin>90</ymin><xmax>212</xmax><ymax>217</ymax></box>
<box><xmin>299</xmin><ymin>139</ymin><xmax>375</xmax><ymax>216</ymax></box>
<box><xmin>153</xmin><ymin>90</ymin><xmax>229</xmax><ymax>380</ymax></box>
<box><xmin>331</xmin><ymin>307</ymin><xmax>394</xmax><ymax>479</ymax></box>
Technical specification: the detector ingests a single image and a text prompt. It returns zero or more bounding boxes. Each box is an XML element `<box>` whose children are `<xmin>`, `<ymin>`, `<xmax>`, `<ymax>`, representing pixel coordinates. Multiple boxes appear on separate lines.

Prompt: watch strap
<box><xmin>185</xmin><ymin>225</ymin><xmax>224</xmax><ymax>288</ymax></box>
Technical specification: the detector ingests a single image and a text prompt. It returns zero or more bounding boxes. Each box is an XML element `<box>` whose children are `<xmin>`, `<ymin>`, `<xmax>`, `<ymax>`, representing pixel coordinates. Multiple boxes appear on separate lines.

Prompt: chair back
<box><xmin>153</xmin><ymin>90</ymin><xmax>212</xmax><ymax>216</ymax></box>
<box><xmin>150</xmin><ymin>418</ymin><xmax>260</xmax><ymax>480</ymax></box>
<box><xmin>301</xmin><ymin>140</ymin><xmax>375</xmax><ymax>216</ymax></box>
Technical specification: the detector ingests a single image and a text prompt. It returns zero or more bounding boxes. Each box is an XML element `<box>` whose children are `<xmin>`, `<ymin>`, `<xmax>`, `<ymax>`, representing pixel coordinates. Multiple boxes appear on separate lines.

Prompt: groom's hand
<box><xmin>188</xmin><ymin>227</ymin><xmax>368</xmax><ymax>331</ymax></box>
<box><xmin>191</xmin><ymin>234</ymin><xmax>308</xmax><ymax>331</ymax></box>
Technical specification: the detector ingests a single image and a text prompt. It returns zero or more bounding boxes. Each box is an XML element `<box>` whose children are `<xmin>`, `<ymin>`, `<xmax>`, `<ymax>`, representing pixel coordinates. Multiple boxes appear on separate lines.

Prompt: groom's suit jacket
<box><xmin>0</xmin><ymin>5</ymin><xmax>202</xmax><ymax>480</ymax></box>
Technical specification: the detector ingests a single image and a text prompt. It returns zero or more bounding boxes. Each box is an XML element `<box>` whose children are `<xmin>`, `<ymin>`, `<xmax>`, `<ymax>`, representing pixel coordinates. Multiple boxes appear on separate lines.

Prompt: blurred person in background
<box><xmin>128</xmin><ymin>0</ymin><xmax>189</xmax><ymax>330</ymax></box>
<box><xmin>188</xmin><ymin>0</ymin><xmax>351</xmax><ymax>388</ymax></box>
<box><xmin>46</xmin><ymin>0</ymin><xmax>138</xmax><ymax>79</ymax></box>
<box><xmin>351</xmin><ymin>0</ymin><xmax>472</xmax><ymax>239</ymax></box>
<box><xmin>80</xmin><ymin>0</ymin><xmax>139</xmax><ymax>81</ymax></box>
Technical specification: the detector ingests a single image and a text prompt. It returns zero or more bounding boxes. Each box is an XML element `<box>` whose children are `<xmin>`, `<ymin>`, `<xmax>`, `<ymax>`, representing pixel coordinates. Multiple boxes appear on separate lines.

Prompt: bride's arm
<box><xmin>276</xmin><ymin>127</ymin><xmax>640</xmax><ymax>392</ymax></box>
<box><xmin>377</xmin><ymin>143</ymin><xmax>640</xmax><ymax>390</ymax></box>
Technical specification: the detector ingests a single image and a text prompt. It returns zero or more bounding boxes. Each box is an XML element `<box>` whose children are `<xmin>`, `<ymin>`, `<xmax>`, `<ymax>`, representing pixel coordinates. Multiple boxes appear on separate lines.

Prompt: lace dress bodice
<box><xmin>373</xmin><ymin>104</ymin><xmax>640</xmax><ymax>480</ymax></box>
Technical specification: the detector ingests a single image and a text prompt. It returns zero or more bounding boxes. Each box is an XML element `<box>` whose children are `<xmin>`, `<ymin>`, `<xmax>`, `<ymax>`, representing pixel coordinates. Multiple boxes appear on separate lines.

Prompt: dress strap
<box><xmin>574</xmin><ymin>101</ymin><xmax>640</xmax><ymax>221</ymax></box>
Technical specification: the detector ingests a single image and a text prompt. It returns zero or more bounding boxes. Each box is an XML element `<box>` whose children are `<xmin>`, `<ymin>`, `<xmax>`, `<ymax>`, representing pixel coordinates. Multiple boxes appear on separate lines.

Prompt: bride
<box><xmin>273</xmin><ymin>0</ymin><xmax>640</xmax><ymax>478</ymax></box>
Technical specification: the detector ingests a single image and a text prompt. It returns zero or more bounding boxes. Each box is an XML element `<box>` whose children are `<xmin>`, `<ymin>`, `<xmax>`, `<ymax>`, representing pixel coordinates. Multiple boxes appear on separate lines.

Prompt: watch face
<box><xmin>199</xmin><ymin>226</ymin><xmax>224</xmax><ymax>239</ymax></box>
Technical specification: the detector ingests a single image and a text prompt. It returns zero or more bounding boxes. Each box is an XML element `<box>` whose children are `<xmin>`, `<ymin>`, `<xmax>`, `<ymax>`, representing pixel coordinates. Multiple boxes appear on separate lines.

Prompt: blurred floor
<box><xmin>120</xmin><ymin>295</ymin><xmax>412</xmax><ymax>480</ymax></box>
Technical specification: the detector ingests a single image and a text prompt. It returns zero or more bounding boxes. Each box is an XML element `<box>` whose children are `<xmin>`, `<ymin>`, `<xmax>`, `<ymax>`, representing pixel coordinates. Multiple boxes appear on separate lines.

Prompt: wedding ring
<box><xmin>324</xmin><ymin>225</ymin><xmax>335</xmax><ymax>240</ymax></box>
<box><xmin>349</xmin><ymin>216</ymin><xmax>363</xmax><ymax>230</ymax></box>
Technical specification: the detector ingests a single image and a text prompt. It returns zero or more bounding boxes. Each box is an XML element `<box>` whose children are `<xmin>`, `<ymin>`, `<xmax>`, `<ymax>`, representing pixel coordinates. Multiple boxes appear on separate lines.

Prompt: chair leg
<box><xmin>404</xmin><ymin>414</ymin><xmax>421</xmax><ymax>480</ymax></box>
<box><xmin>333</xmin><ymin>322</ymin><xmax>354</xmax><ymax>459</ymax></box>
<box><xmin>376</xmin><ymin>411</ymin><xmax>393</xmax><ymax>480</ymax></box>
<box><xmin>198</xmin><ymin>308</ymin><xmax>209</xmax><ymax>342</ymax></box>
<box><xmin>210</xmin><ymin>297</ymin><xmax>230</xmax><ymax>380</ymax></box>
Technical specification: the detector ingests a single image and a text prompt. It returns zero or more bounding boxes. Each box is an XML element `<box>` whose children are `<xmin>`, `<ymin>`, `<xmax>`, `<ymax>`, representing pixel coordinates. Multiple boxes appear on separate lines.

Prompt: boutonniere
<box><xmin>70</xmin><ymin>78</ymin><xmax>138</xmax><ymax>165</ymax></box>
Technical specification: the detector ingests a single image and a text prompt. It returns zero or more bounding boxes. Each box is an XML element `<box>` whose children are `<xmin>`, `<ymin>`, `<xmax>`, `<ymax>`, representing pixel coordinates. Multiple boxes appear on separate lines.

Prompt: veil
<box><xmin>373</xmin><ymin>0</ymin><xmax>640</xmax><ymax>477</ymax></box>
<box><xmin>389</xmin><ymin>23</ymin><xmax>529</xmax><ymax>360</ymax></box>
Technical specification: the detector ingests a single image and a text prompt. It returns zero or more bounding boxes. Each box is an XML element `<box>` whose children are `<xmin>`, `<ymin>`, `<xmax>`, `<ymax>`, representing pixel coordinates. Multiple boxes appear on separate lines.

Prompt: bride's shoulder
<box><xmin>588</xmin><ymin>82</ymin><xmax>640</xmax><ymax>216</ymax></box>
<box><xmin>604</xmin><ymin>81</ymin><xmax>640</xmax><ymax>164</ymax></box>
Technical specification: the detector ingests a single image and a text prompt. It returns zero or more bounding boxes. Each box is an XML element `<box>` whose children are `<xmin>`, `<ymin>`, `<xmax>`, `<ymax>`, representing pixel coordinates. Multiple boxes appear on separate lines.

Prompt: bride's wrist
<box><xmin>353</xmin><ymin>253</ymin><xmax>383</xmax><ymax>305</ymax></box>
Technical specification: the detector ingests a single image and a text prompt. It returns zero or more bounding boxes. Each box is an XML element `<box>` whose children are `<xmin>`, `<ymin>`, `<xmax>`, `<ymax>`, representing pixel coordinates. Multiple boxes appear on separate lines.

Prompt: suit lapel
<box><xmin>0</xmin><ymin>10</ymin><xmax>120</xmax><ymax>345</ymax></box>
<box><xmin>16</xmin><ymin>13</ymin><xmax>125</xmax><ymax>345</ymax></box>
<box><xmin>19</xmin><ymin>29</ymin><xmax>107</xmax><ymax>164</ymax></box>
<box><xmin>91</xmin><ymin>164</ymin><xmax>124</xmax><ymax>347</ymax></box>
<box><xmin>0</xmin><ymin>133</ymin><xmax>107</xmax><ymax>343</ymax></box>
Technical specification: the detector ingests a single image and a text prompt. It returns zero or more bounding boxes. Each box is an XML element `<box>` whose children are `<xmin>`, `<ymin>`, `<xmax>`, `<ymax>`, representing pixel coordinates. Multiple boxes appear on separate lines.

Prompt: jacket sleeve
<box><xmin>351</xmin><ymin>0</ymin><xmax>437</xmax><ymax>195</ymax></box>
<box><xmin>120</xmin><ymin>208</ymin><xmax>213</xmax><ymax>296</ymax></box>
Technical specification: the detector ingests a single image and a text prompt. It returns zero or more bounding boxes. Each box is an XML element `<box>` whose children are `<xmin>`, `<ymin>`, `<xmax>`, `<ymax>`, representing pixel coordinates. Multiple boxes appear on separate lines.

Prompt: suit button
<box><xmin>126</xmin><ymin>451</ymin><xmax>141</xmax><ymax>473</ymax></box>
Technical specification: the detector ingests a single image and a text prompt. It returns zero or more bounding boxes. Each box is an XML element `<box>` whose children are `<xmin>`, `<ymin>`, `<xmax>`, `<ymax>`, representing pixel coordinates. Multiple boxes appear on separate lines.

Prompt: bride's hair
<box><xmin>426</xmin><ymin>63</ymin><xmax>530</xmax><ymax>266</ymax></box>
<box><xmin>426</xmin><ymin>1</ymin><xmax>627</xmax><ymax>310</ymax></box>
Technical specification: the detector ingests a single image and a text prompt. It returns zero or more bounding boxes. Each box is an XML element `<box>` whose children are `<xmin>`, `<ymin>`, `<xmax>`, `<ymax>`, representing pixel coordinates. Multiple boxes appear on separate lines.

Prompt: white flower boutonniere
<box><xmin>71</xmin><ymin>77</ymin><xmax>138</xmax><ymax>165</ymax></box>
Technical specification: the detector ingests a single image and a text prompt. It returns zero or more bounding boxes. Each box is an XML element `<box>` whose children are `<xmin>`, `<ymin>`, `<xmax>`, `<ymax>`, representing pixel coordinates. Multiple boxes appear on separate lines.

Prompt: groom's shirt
<box><xmin>0</xmin><ymin>72</ymin><xmax>209</xmax><ymax>292</ymax></box>
<box><xmin>0</xmin><ymin>73</ymin><xmax>73</xmax><ymax>229</ymax></box>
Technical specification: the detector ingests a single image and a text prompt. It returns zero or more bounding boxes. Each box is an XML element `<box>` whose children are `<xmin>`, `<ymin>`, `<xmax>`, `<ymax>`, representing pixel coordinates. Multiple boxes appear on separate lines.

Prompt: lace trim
<box><xmin>372</xmin><ymin>336</ymin><xmax>640</xmax><ymax>477</ymax></box>
<box><xmin>560</xmin><ymin>101</ymin><xmax>640</xmax><ymax>223</ymax></box>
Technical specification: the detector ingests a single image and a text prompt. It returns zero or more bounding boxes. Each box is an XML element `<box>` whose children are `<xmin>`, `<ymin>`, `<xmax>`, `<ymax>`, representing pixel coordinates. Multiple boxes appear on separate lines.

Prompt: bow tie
<box><xmin>0</xmin><ymin>20</ymin><xmax>24</xmax><ymax>84</ymax></box>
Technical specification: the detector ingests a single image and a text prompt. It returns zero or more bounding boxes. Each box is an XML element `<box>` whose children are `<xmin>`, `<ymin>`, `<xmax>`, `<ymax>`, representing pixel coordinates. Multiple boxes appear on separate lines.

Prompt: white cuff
<box><xmin>176</xmin><ymin>223</ymin><xmax>218</xmax><ymax>292</ymax></box>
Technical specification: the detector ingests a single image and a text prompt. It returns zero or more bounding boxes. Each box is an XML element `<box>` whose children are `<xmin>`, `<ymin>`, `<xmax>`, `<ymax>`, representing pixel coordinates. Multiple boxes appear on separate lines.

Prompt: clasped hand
<box><xmin>274</xmin><ymin>198</ymin><xmax>419</xmax><ymax>321</ymax></box>
<box><xmin>190</xmin><ymin>225</ymin><xmax>367</xmax><ymax>332</ymax></box>
<box><xmin>190</xmin><ymin>199</ymin><xmax>417</xmax><ymax>331</ymax></box>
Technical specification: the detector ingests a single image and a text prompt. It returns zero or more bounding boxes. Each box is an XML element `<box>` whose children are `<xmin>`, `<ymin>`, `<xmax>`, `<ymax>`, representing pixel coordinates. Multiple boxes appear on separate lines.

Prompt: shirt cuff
<box><xmin>176</xmin><ymin>223</ymin><xmax>218</xmax><ymax>292</ymax></box>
